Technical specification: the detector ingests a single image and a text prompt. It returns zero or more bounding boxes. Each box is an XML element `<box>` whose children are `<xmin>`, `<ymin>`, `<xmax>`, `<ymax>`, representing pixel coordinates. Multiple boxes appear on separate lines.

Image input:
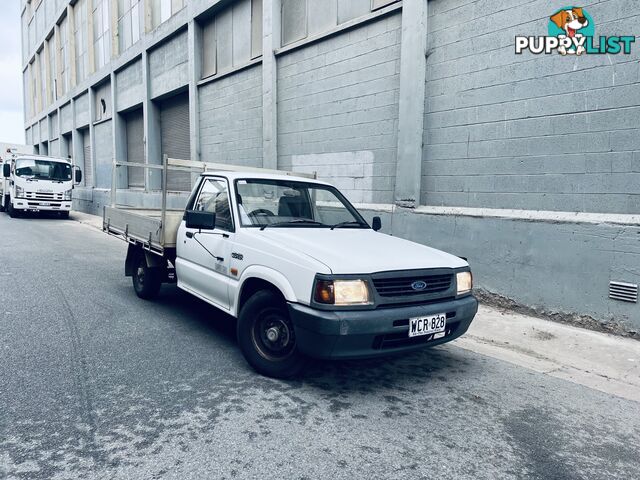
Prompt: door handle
<box><xmin>186</xmin><ymin>231</ymin><xmax>194</xmax><ymax>239</ymax></box>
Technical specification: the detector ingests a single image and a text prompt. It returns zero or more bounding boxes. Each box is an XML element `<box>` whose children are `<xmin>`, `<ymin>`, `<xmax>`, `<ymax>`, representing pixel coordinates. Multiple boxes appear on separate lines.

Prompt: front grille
<box><xmin>25</xmin><ymin>192</ymin><xmax>64</xmax><ymax>201</ymax></box>
<box><xmin>372</xmin><ymin>320</ymin><xmax>461</xmax><ymax>350</ymax></box>
<box><xmin>372</xmin><ymin>273</ymin><xmax>453</xmax><ymax>298</ymax></box>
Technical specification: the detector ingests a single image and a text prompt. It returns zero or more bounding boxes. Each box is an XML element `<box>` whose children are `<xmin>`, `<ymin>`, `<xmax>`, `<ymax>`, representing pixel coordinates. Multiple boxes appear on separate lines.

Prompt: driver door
<box><xmin>176</xmin><ymin>177</ymin><xmax>234</xmax><ymax>311</ymax></box>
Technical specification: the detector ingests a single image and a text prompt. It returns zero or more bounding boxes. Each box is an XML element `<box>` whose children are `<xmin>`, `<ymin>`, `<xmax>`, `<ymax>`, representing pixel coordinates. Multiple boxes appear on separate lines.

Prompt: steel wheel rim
<box><xmin>251</xmin><ymin>309</ymin><xmax>296</xmax><ymax>361</ymax></box>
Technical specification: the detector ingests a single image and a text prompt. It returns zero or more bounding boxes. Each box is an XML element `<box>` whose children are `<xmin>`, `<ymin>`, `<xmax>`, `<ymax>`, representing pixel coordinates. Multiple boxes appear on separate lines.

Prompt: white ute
<box><xmin>103</xmin><ymin>158</ymin><xmax>478</xmax><ymax>378</ymax></box>
<box><xmin>1</xmin><ymin>154</ymin><xmax>82</xmax><ymax>218</ymax></box>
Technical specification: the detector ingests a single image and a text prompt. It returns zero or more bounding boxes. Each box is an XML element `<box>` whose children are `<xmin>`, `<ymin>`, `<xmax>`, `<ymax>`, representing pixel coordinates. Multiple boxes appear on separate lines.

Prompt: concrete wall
<box><xmin>199</xmin><ymin>65</ymin><xmax>263</xmax><ymax>167</ymax></box>
<box><xmin>370</xmin><ymin>207</ymin><xmax>640</xmax><ymax>332</ymax></box>
<box><xmin>422</xmin><ymin>0</ymin><xmax>640</xmax><ymax>214</ymax></box>
<box><xmin>277</xmin><ymin>13</ymin><xmax>402</xmax><ymax>204</ymax></box>
<box><xmin>75</xmin><ymin>93</ymin><xmax>90</xmax><ymax>128</ymax></box>
<box><xmin>94</xmin><ymin>120</ymin><xmax>113</xmax><ymax>189</ymax></box>
<box><xmin>60</xmin><ymin>103</ymin><xmax>72</xmax><ymax>134</ymax></box>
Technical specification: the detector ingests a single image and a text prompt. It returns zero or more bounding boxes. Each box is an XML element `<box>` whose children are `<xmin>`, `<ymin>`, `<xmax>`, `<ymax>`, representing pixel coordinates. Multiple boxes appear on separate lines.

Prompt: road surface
<box><xmin>1</xmin><ymin>212</ymin><xmax>638</xmax><ymax>479</ymax></box>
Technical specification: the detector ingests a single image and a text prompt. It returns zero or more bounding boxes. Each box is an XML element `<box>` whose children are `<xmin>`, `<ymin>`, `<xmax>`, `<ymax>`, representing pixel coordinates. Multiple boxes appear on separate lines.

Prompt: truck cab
<box><xmin>104</xmin><ymin>159</ymin><xmax>478</xmax><ymax>378</ymax></box>
<box><xmin>1</xmin><ymin>154</ymin><xmax>82</xmax><ymax>218</ymax></box>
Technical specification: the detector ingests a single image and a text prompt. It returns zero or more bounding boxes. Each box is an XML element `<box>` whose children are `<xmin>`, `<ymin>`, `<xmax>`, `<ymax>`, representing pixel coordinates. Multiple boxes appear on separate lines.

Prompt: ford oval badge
<box><xmin>411</xmin><ymin>280</ymin><xmax>427</xmax><ymax>291</ymax></box>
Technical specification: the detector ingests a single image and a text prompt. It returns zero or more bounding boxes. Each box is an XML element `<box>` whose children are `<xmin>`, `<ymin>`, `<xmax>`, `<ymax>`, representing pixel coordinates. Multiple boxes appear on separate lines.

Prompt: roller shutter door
<box><xmin>82</xmin><ymin>129</ymin><xmax>93</xmax><ymax>187</ymax></box>
<box><xmin>125</xmin><ymin>109</ymin><xmax>145</xmax><ymax>188</ymax></box>
<box><xmin>160</xmin><ymin>93</ymin><xmax>191</xmax><ymax>191</ymax></box>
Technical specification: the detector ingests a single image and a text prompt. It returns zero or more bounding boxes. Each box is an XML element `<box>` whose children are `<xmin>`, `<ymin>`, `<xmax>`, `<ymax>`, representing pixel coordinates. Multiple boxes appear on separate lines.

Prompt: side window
<box><xmin>194</xmin><ymin>178</ymin><xmax>233</xmax><ymax>231</ymax></box>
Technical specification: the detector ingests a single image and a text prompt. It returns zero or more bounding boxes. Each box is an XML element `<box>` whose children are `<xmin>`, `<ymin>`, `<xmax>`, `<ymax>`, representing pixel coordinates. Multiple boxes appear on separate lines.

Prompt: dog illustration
<box><xmin>550</xmin><ymin>7</ymin><xmax>589</xmax><ymax>55</ymax></box>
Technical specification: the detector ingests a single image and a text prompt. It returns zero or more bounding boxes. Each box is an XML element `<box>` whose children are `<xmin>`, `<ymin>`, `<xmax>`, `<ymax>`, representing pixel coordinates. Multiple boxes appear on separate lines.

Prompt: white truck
<box><xmin>1</xmin><ymin>154</ymin><xmax>82</xmax><ymax>218</ymax></box>
<box><xmin>103</xmin><ymin>158</ymin><xmax>478</xmax><ymax>378</ymax></box>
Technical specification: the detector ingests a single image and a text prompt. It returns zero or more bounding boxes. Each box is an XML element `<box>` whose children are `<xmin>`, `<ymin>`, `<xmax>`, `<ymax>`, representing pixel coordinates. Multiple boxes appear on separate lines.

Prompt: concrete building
<box><xmin>21</xmin><ymin>0</ymin><xmax>640</xmax><ymax>330</ymax></box>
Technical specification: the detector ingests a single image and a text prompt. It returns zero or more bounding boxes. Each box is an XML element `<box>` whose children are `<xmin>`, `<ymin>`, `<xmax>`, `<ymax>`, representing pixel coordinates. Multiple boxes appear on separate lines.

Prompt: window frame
<box><xmin>192</xmin><ymin>175</ymin><xmax>236</xmax><ymax>233</ymax></box>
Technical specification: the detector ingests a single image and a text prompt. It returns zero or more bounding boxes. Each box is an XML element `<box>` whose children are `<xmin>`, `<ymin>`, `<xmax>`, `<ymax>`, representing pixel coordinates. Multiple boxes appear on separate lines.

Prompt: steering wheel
<box><xmin>248</xmin><ymin>208</ymin><xmax>275</xmax><ymax>218</ymax></box>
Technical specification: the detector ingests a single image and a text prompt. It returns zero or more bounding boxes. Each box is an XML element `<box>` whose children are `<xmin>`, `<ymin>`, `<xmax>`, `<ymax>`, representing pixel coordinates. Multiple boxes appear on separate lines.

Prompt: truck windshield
<box><xmin>235</xmin><ymin>179</ymin><xmax>368</xmax><ymax>229</ymax></box>
<box><xmin>15</xmin><ymin>159</ymin><xmax>72</xmax><ymax>181</ymax></box>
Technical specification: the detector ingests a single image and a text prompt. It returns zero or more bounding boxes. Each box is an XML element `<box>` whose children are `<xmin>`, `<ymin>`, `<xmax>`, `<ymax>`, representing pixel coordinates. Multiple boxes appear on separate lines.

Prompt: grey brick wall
<box><xmin>277</xmin><ymin>13</ymin><xmax>402</xmax><ymax>204</ymax></box>
<box><xmin>199</xmin><ymin>65</ymin><xmax>263</xmax><ymax>167</ymax></box>
<box><xmin>116</xmin><ymin>60</ymin><xmax>143</xmax><ymax>112</ymax></box>
<box><xmin>421</xmin><ymin>0</ymin><xmax>640</xmax><ymax>214</ymax></box>
<box><xmin>149</xmin><ymin>32</ymin><xmax>189</xmax><ymax>100</ymax></box>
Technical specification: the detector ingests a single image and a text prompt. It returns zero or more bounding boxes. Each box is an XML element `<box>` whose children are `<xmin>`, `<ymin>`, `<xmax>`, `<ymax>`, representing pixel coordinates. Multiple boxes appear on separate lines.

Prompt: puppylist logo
<box><xmin>516</xmin><ymin>6</ymin><xmax>635</xmax><ymax>56</ymax></box>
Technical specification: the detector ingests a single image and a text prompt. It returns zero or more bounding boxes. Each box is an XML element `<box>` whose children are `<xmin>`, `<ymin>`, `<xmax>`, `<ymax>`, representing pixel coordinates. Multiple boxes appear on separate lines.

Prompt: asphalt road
<box><xmin>1</xmin><ymin>212</ymin><xmax>639</xmax><ymax>480</ymax></box>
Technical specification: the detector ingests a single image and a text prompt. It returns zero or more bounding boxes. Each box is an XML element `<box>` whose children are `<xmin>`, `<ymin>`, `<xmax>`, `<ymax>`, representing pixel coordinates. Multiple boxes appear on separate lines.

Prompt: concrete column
<box><xmin>111</xmin><ymin>71</ymin><xmax>128</xmax><ymax>189</ymax></box>
<box><xmin>70</xmin><ymin>99</ymin><xmax>84</xmax><ymax>180</ymax></box>
<box><xmin>68</xmin><ymin>5</ymin><xmax>77</xmax><ymax>87</ymax></box>
<box><xmin>142</xmin><ymin>51</ymin><xmax>161</xmax><ymax>190</ymax></box>
<box><xmin>188</xmin><ymin>20</ymin><xmax>201</xmax><ymax>163</ymax></box>
<box><xmin>394</xmin><ymin>0</ymin><xmax>428</xmax><ymax>208</ymax></box>
<box><xmin>87</xmin><ymin>0</ymin><xmax>96</xmax><ymax>75</ymax></box>
<box><xmin>262</xmin><ymin>0</ymin><xmax>280</xmax><ymax>170</ymax></box>
<box><xmin>43</xmin><ymin>40</ymin><xmax>52</xmax><ymax>106</ymax></box>
<box><xmin>54</xmin><ymin>23</ymin><xmax>62</xmax><ymax>100</ymax></box>
<box><xmin>110</xmin><ymin>0</ymin><xmax>119</xmax><ymax>58</ymax></box>
<box><xmin>88</xmin><ymin>87</ymin><xmax>96</xmax><ymax>187</ymax></box>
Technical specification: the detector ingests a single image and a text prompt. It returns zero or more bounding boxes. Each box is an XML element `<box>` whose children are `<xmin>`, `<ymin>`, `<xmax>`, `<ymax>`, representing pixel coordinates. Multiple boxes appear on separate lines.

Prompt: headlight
<box><xmin>15</xmin><ymin>185</ymin><xmax>24</xmax><ymax>197</ymax></box>
<box><xmin>64</xmin><ymin>189</ymin><xmax>73</xmax><ymax>200</ymax></box>
<box><xmin>314</xmin><ymin>279</ymin><xmax>372</xmax><ymax>306</ymax></box>
<box><xmin>456</xmin><ymin>271</ymin><xmax>473</xmax><ymax>295</ymax></box>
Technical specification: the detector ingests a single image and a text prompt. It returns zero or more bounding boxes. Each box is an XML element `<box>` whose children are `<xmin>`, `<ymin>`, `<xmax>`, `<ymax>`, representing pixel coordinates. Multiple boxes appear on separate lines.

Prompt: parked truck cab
<box><xmin>104</xmin><ymin>159</ymin><xmax>478</xmax><ymax>378</ymax></box>
<box><xmin>1</xmin><ymin>154</ymin><xmax>82</xmax><ymax>218</ymax></box>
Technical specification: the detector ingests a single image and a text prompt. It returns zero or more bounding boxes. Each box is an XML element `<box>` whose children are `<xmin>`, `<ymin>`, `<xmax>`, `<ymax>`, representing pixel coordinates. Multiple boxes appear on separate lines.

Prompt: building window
<box><xmin>152</xmin><ymin>0</ymin><xmax>185</xmax><ymax>29</ymax></box>
<box><xmin>201</xmin><ymin>0</ymin><xmax>262</xmax><ymax>79</ymax></box>
<box><xmin>118</xmin><ymin>0</ymin><xmax>143</xmax><ymax>53</ymax></box>
<box><xmin>23</xmin><ymin>70</ymin><xmax>31</xmax><ymax>119</ymax></box>
<box><xmin>74</xmin><ymin>0</ymin><xmax>89</xmax><ymax>84</ymax></box>
<box><xmin>93</xmin><ymin>0</ymin><xmax>112</xmax><ymax>70</ymax></box>
<box><xmin>281</xmin><ymin>0</ymin><xmax>398</xmax><ymax>46</ymax></box>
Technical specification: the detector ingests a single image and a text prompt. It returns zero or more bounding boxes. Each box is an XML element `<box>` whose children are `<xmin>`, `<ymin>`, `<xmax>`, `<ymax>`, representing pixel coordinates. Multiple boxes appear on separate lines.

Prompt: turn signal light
<box><xmin>314</xmin><ymin>280</ymin><xmax>335</xmax><ymax>304</ymax></box>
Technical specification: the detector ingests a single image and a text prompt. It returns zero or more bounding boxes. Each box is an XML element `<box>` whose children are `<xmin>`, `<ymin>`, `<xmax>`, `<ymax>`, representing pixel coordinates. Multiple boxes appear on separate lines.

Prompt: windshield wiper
<box><xmin>330</xmin><ymin>221</ymin><xmax>366</xmax><ymax>230</ymax></box>
<box><xmin>260</xmin><ymin>219</ymin><xmax>326</xmax><ymax>231</ymax></box>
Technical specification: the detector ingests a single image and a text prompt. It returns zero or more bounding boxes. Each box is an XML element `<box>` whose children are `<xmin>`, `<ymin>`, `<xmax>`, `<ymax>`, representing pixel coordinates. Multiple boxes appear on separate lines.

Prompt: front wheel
<box><xmin>8</xmin><ymin>203</ymin><xmax>18</xmax><ymax>218</ymax></box>
<box><xmin>59</xmin><ymin>211</ymin><xmax>70</xmax><ymax>219</ymax></box>
<box><xmin>132</xmin><ymin>253</ymin><xmax>162</xmax><ymax>300</ymax></box>
<box><xmin>237</xmin><ymin>290</ymin><xmax>306</xmax><ymax>378</ymax></box>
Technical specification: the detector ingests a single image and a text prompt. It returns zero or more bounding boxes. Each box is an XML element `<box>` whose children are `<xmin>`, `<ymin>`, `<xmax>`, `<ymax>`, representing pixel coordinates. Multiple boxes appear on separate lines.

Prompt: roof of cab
<box><xmin>10</xmin><ymin>153</ymin><xmax>72</xmax><ymax>163</ymax></box>
<box><xmin>201</xmin><ymin>170</ymin><xmax>332</xmax><ymax>186</ymax></box>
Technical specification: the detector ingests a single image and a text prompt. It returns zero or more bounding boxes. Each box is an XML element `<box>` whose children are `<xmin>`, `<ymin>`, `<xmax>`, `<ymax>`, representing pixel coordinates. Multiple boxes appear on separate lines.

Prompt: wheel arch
<box><xmin>234</xmin><ymin>267</ymin><xmax>297</xmax><ymax>317</ymax></box>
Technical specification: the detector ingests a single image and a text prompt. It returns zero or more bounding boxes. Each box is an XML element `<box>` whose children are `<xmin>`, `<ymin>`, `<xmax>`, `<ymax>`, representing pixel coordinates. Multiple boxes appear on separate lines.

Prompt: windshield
<box><xmin>15</xmin><ymin>159</ymin><xmax>72</xmax><ymax>181</ymax></box>
<box><xmin>235</xmin><ymin>179</ymin><xmax>368</xmax><ymax>229</ymax></box>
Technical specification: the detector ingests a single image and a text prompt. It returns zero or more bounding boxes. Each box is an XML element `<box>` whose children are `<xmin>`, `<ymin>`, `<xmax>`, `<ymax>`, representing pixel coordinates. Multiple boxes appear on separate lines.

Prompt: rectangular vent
<box><xmin>609</xmin><ymin>281</ymin><xmax>638</xmax><ymax>303</ymax></box>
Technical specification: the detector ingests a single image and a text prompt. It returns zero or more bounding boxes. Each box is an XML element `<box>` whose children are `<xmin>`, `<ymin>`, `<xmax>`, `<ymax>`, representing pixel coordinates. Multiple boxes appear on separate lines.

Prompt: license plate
<box><xmin>39</xmin><ymin>202</ymin><xmax>51</xmax><ymax>206</ymax></box>
<box><xmin>409</xmin><ymin>313</ymin><xmax>447</xmax><ymax>338</ymax></box>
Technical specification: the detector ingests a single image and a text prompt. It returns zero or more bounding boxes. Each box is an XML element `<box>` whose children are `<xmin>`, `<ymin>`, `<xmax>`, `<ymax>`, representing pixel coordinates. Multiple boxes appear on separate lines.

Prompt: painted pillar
<box><xmin>394</xmin><ymin>0</ymin><xmax>428</xmax><ymax>208</ymax></box>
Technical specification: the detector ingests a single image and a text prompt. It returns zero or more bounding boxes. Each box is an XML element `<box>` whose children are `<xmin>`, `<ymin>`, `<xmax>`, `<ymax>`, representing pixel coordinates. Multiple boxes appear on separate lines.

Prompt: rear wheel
<box><xmin>132</xmin><ymin>253</ymin><xmax>162</xmax><ymax>300</ymax></box>
<box><xmin>237</xmin><ymin>290</ymin><xmax>306</xmax><ymax>378</ymax></box>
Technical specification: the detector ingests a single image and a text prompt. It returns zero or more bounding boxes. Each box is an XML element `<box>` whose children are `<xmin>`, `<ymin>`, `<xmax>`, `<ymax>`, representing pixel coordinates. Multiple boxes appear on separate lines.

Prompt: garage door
<box><xmin>125</xmin><ymin>109</ymin><xmax>145</xmax><ymax>188</ymax></box>
<box><xmin>82</xmin><ymin>129</ymin><xmax>93</xmax><ymax>187</ymax></box>
<box><xmin>159</xmin><ymin>93</ymin><xmax>191</xmax><ymax>191</ymax></box>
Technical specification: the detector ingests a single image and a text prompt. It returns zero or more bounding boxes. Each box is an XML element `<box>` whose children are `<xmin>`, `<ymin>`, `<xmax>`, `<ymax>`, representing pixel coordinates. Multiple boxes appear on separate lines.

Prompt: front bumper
<box><xmin>13</xmin><ymin>199</ymin><xmax>72</xmax><ymax>212</ymax></box>
<box><xmin>288</xmin><ymin>295</ymin><xmax>478</xmax><ymax>359</ymax></box>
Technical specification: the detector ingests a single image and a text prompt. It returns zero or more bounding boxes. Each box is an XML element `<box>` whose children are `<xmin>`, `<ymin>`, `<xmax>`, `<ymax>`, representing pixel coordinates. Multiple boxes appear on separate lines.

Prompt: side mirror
<box><xmin>372</xmin><ymin>216</ymin><xmax>382</xmax><ymax>231</ymax></box>
<box><xmin>186</xmin><ymin>210</ymin><xmax>216</xmax><ymax>230</ymax></box>
<box><xmin>75</xmin><ymin>168</ymin><xmax>82</xmax><ymax>184</ymax></box>
<box><xmin>2</xmin><ymin>163</ymin><xmax>9</xmax><ymax>178</ymax></box>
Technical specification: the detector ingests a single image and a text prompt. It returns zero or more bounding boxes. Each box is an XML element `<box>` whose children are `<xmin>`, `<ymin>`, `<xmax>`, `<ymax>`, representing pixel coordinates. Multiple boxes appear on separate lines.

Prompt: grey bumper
<box><xmin>288</xmin><ymin>295</ymin><xmax>478</xmax><ymax>359</ymax></box>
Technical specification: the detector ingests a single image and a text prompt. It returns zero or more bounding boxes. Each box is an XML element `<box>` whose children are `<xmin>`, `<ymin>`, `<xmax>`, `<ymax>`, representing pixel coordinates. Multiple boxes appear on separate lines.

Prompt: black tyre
<box><xmin>0</xmin><ymin>195</ymin><xmax>7</xmax><ymax>213</ymax></box>
<box><xmin>237</xmin><ymin>290</ymin><xmax>306</xmax><ymax>378</ymax></box>
<box><xmin>8</xmin><ymin>203</ymin><xmax>18</xmax><ymax>218</ymax></box>
<box><xmin>132</xmin><ymin>252</ymin><xmax>162</xmax><ymax>300</ymax></box>
<box><xmin>60</xmin><ymin>211</ymin><xmax>70</xmax><ymax>219</ymax></box>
